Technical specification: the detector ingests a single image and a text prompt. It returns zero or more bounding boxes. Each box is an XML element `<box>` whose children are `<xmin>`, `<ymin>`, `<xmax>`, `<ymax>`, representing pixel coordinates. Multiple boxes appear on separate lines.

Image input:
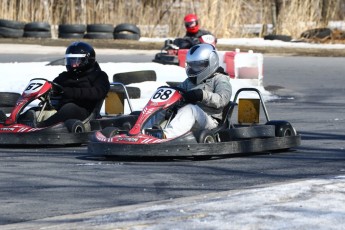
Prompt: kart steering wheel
<box><xmin>169</xmin><ymin>86</ymin><xmax>186</xmax><ymax>94</ymax></box>
<box><xmin>49</xmin><ymin>81</ymin><xmax>64</xmax><ymax>95</ymax></box>
<box><xmin>157</xmin><ymin>85</ymin><xmax>186</xmax><ymax>94</ymax></box>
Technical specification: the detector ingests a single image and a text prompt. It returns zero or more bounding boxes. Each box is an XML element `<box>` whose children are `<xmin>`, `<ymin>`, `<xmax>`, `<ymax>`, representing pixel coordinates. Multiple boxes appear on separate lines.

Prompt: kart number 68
<box><xmin>151</xmin><ymin>88</ymin><xmax>176</xmax><ymax>102</ymax></box>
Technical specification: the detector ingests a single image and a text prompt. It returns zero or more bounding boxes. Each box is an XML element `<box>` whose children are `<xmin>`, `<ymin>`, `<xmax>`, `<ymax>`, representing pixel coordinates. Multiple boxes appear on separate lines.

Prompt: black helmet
<box><xmin>65</xmin><ymin>41</ymin><xmax>96</xmax><ymax>73</ymax></box>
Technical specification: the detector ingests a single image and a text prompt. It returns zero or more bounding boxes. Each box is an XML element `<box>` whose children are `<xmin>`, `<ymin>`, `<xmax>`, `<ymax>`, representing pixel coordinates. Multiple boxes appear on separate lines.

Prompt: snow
<box><xmin>0</xmin><ymin>39</ymin><xmax>344</xmax><ymax>229</ymax></box>
<box><xmin>0</xmin><ymin>58</ymin><xmax>274</xmax><ymax>114</ymax></box>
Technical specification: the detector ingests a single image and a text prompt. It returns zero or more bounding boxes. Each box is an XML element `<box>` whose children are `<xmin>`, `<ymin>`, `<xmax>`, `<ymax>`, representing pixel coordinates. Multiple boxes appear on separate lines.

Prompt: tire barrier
<box><xmin>113</xmin><ymin>70</ymin><xmax>156</xmax><ymax>85</ymax></box>
<box><xmin>0</xmin><ymin>92</ymin><xmax>21</xmax><ymax>114</ymax></box>
<box><xmin>58</xmin><ymin>24</ymin><xmax>86</xmax><ymax>39</ymax></box>
<box><xmin>300</xmin><ymin>28</ymin><xmax>332</xmax><ymax>39</ymax></box>
<box><xmin>113</xmin><ymin>23</ymin><xmax>140</xmax><ymax>40</ymax></box>
<box><xmin>24</xmin><ymin>22</ymin><xmax>51</xmax><ymax>38</ymax></box>
<box><xmin>0</xmin><ymin>92</ymin><xmax>21</xmax><ymax>107</ymax></box>
<box><xmin>0</xmin><ymin>19</ymin><xmax>25</xmax><ymax>38</ymax></box>
<box><xmin>84</xmin><ymin>24</ymin><xmax>114</xmax><ymax>39</ymax></box>
<box><xmin>263</xmin><ymin>34</ymin><xmax>292</xmax><ymax>42</ymax></box>
<box><xmin>0</xmin><ymin>20</ymin><xmax>141</xmax><ymax>40</ymax></box>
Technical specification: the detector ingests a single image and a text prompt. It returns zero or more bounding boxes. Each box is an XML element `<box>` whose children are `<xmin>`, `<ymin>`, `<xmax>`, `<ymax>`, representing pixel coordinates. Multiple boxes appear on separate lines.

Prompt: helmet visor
<box><xmin>187</xmin><ymin>60</ymin><xmax>209</xmax><ymax>74</ymax></box>
<box><xmin>65</xmin><ymin>54</ymin><xmax>86</xmax><ymax>68</ymax></box>
<box><xmin>185</xmin><ymin>21</ymin><xmax>197</xmax><ymax>28</ymax></box>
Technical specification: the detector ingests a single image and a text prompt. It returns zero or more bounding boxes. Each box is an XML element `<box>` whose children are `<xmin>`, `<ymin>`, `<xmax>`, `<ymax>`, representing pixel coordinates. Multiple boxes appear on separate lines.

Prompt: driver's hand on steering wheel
<box><xmin>183</xmin><ymin>89</ymin><xmax>203</xmax><ymax>104</ymax></box>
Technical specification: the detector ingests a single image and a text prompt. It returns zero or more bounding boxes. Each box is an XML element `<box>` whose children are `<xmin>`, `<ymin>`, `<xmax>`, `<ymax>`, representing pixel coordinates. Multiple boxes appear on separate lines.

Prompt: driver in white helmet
<box><xmin>163</xmin><ymin>43</ymin><xmax>232</xmax><ymax>138</ymax></box>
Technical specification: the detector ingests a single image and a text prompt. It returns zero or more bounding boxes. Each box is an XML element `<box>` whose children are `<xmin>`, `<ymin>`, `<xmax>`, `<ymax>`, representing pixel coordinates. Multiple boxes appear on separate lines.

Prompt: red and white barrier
<box><xmin>178</xmin><ymin>48</ymin><xmax>264</xmax><ymax>86</ymax></box>
<box><xmin>220</xmin><ymin>49</ymin><xmax>264</xmax><ymax>86</ymax></box>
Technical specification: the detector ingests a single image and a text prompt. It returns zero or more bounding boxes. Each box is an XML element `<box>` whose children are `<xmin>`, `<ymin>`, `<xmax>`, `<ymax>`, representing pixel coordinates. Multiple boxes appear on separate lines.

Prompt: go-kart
<box><xmin>0</xmin><ymin>78</ymin><xmax>139</xmax><ymax>146</ymax></box>
<box><xmin>88</xmin><ymin>86</ymin><xmax>301</xmax><ymax>159</ymax></box>
<box><xmin>152</xmin><ymin>34</ymin><xmax>216</xmax><ymax>66</ymax></box>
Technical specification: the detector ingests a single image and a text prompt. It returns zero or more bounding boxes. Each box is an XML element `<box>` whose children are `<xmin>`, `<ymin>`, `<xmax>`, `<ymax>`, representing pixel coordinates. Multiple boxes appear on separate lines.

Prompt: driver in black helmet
<box><xmin>35</xmin><ymin>41</ymin><xmax>110</xmax><ymax>127</ymax></box>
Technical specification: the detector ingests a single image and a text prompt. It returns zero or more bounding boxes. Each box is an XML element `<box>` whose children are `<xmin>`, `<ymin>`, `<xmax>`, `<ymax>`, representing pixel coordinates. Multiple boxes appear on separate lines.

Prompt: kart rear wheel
<box><xmin>266</xmin><ymin>120</ymin><xmax>297</xmax><ymax>152</ymax></box>
<box><xmin>197</xmin><ymin>130</ymin><xmax>217</xmax><ymax>143</ymax></box>
<box><xmin>65</xmin><ymin>119</ymin><xmax>85</xmax><ymax>133</ymax></box>
<box><xmin>266</xmin><ymin>120</ymin><xmax>297</xmax><ymax>137</ymax></box>
<box><xmin>194</xmin><ymin>131</ymin><xmax>216</xmax><ymax>160</ymax></box>
<box><xmin>101</xmin><ymin>127</ymin><xmax>119</xmax><ymax>138</ymax></box>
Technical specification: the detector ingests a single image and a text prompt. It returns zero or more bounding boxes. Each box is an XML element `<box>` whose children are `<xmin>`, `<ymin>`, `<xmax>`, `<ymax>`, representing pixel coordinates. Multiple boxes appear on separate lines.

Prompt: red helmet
<box><xmin>184</xmin><ymin>14</ymin><xmax>199</xmax><ymax>34</ymax></box>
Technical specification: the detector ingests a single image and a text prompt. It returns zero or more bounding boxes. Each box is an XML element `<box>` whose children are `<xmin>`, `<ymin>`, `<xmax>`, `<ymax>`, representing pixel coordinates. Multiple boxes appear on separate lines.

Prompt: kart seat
<box><xmin>219</xmin><ymin>101</ymin><xmax>236</xmax><ymax>129</ymax></box>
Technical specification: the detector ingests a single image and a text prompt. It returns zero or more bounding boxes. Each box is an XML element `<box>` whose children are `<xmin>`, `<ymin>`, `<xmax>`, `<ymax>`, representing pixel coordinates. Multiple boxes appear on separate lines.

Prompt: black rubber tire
<box><xmin>0</xmin><ymin>26</ymin><xmax>24</xmax><ymax>38</ymax></box>
<box><xmin>84</xmin><ymin>32</ymin><xmax>113</xmax><ymax>39</ymax></box>
<box><xmin>152</xmin><ymin>53</ymin><xmax>179</xmax><ymax>65</ymax></box>
<box><xmin>24</xmin><ymin>22</ymin><xmax>51</xmax><ymax>31</ymax></box>
<box><xmin>58</xmin><ymin>24</ymin><xmax>86</xmax><ymax>33</ymax></box>
<box><xmin>109</xmin><ymin>86</ymin><xmax>141</xmax><ymax>99</ymax></box>
<box><xmin>101</xmin><ymin>127</ymin><xmax>119</xmax><ymax>138</ymax></box>
<box><xmin>58</xmin><ymin>32</ymin><xmax>85</xmax><ymax>39</ymax></box>
<box><xmin>24</xmin><ymin>31</ymin><xmax>52</xmax><ymax>38</ymax></box>
<box><xmin>264</xmin><ymin>34</ymin><xmax>292</xmax><ymax>42</ymax></box>
<box><xmin>113</xmin><ymin>70</ymin><xmax>157</xmax><ymax>84</ymax></box>
<box><xmin>265</xmin><ymin>120</ymin><xmax>297</xmax><ymax>137</ymax></box>
<box><xmin>65</xmin><ymin>119</ymin><xmax>85</xmax><ymax>133</ymax></box>
<box><xmin>114</xmin><ymin>33</ymin><xmax>140</xmax><ymax>40</ymax></box>
<box><xmin>194</xmin><ymin>130</ymin><xmax>214</xmax><ymax>160</ymax></box>
<box><xmin>0</xmin><ymin>92</ymin><xmax>21</xmax><ymax>107</ymax></box>
<box><xmin>0</xmin><ymin>19</ymin><xmax>25</xmax><ymax>29</ymax></box>
<box><xmin>114</xmin><ymin>23</ymin><xmax>140</xmax><ymax>35</ymax></box>
<box><xmin>86</xmin><ymin>24</ymin><xmax>114</xmax><ymax>33</ymax></box>
<box><xmin>0</xmin><ymin>107</ymin><xmax>13</xmax><ymax>114</ymax></box>
<box><xmin>0</xmin><ymin>109</ymin><xmax>8</xmax><ymax>121</ymax></box>
<box><xmin>300</xmin><ymin>28</ymin><xmax>332</xmax><ymax>39</ymax></box>
<box><xmin>198</xmin><ymin>130</ymin><xmax>216</xmax><ymax>143</ymax></box>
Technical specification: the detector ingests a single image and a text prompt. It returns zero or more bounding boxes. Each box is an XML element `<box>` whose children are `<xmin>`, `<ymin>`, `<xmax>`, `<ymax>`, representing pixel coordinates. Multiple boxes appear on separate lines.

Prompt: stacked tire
<box><xmin>0</xmin><ymin>92</ymin><xmax>21</xmax><ymax>114</ymax></box>
<box><xmin>114</xmin><ymin>23</ymin><xmax>140</xmax><ymax>40</ymax></box>
<box><xmin>24</xmin><ymin>22</ymin><xmax>51</xmax><ymax>38</ymax></box>
<box><xmin>84</xmin><ymin>24</ymin><xmax>114</xmax><ymax>39</ymax></box>
<box><xmin>0</xmin><ymin>19</ymin><xmax>25</xmax><ymax>38</ymax></box>
<box><xmin>58</xmin><ymin>24</ymin><xmax>86</xmax><ymax>39</ymax></box>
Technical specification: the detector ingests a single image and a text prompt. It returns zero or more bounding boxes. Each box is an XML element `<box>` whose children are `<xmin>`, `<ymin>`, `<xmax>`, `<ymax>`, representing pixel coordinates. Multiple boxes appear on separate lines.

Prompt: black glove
<box><xmin>61</xmin><ymin>87</ymin><xmax>73</xmax><ymax>98</ymax></box>
<box><xmin>184</xmin><ymin>89</ymin><xmax>203</xmax><ymax>104</ymax></box>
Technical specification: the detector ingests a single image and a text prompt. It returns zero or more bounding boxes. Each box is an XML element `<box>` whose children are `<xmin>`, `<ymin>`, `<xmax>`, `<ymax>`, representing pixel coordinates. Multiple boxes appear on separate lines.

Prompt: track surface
<box><xmin>1</xmin><ymin>53</ymin><xmax>345</xmax><ymax>225</ymax></box>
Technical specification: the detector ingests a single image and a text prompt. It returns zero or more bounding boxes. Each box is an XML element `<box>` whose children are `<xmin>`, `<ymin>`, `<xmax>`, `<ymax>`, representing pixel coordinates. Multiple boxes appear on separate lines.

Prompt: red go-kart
<box><xmin>152</xmin><ymin>34</ymin><xmax>216</xmax><ymax>66</ymax></box>
<box><xmin>0</xmin><ymin>78</ymin><xmax>138</xmax><ymax>146</ymax></box>
<box><xmin>88</xmin><ymin>86</ymin><xmax>301</xmax><ymax>159</ymax></box>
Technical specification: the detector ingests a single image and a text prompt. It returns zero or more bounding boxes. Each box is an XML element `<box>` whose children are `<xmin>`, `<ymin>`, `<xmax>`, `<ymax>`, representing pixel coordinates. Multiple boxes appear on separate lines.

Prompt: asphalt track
<box><xmin>0</xmin><ymin>41</ymin><xmax>345</xmax><ymax>229</ymax></box>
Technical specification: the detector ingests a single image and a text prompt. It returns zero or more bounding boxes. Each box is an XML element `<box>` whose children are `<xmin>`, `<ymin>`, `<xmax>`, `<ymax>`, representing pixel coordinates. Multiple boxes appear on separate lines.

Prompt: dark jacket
<box><xmin>178</xmin><ymin>29</ymin><xmax>216</xmax><ymax>49</ymax></box>
<box><xmin>53</xmin><ymin>62</ymin><xmax>110</xmax><ymax>113</ymax></box>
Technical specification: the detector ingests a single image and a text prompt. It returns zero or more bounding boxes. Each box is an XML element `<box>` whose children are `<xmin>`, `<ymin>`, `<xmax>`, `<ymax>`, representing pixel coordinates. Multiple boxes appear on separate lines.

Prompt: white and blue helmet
<box><xmin>185</xmin><ymin>43</ymin><xmax>219</xmax><ymax>85</ymax></box>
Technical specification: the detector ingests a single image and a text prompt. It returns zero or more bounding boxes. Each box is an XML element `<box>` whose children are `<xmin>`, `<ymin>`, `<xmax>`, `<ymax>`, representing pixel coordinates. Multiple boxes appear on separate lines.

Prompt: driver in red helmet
<box><xmin>170</xmin><ymin>14</ymin><xmax>216</xmax><ymax>49</ymax></box>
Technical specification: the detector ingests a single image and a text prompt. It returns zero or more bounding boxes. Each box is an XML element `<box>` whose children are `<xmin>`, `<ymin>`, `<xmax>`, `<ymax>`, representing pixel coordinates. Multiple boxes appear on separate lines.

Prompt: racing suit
<box><xmin>163</xmin><ymin>68</ymin><xmax>232</xmax><ymax>139</ymax></box>
<box><xmin>38</xmin><ymin>62</ymin><xmax>110</xmax><ymax>127</ymax></box>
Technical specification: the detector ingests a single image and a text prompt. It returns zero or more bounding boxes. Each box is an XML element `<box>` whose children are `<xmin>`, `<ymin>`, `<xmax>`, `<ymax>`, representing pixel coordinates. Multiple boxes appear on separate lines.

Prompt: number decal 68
<box><xmin>151</xmin><ymin>88</ymin><xmax>176</xmax><ymax>102</ymax></box>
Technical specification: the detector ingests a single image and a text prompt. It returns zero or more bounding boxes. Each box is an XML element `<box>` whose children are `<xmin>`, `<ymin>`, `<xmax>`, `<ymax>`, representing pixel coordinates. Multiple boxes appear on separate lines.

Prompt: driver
<box><xmin>167</xmin><ymin>14</ymin><xmax>216</xmax><ymax>49</ymax></box>
<box><xmin>157</xmin><ymin>43</ymin><xmax>232</xmax><ymax>139</ymax></box>
<box><xmin>30</xmin><ymin>41</ymin><xmax>109</xmax><ymax>127</ymax></box>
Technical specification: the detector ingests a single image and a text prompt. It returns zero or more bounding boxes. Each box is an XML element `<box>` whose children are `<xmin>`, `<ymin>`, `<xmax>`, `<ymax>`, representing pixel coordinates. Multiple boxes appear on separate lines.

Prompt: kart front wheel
<box><xmin>101</xmin><ymin>127</ymin><xmax>119</xmax><ymax>138</ymax></box>
<box><xmin>65</xmin><ymin>119</ymin><xmax>85</xmax><ymax>133</ymax></box>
